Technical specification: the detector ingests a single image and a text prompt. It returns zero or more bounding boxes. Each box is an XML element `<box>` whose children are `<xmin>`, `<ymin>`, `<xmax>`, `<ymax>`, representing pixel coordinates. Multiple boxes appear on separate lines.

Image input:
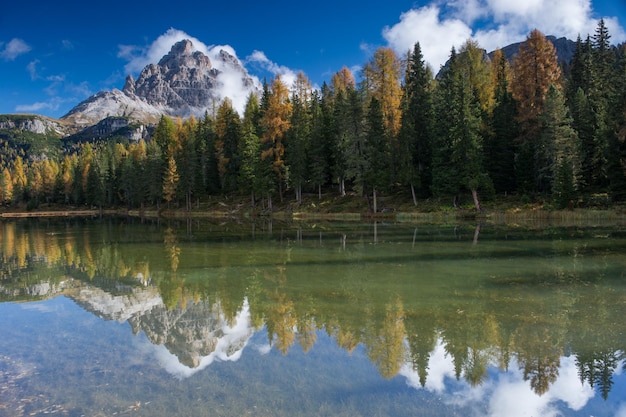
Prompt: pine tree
<box><xmin>398</xmin><ymin>42</ymin><xmax>434</xmax><ymax>204</ymax></box>
<box><xmin>363</xmin><ymin>97</ymin><xmax>390</xmax><ymax>213</ymax></box>
<box><xmin>340</xmin><ymin>86</ymin><xmax>366</xmax><ymax>196</ymax></box>
<box><xmin>153</xmin><ymin>115</ymin><xmax>177</xmax><ymax>156</ymax></box>
<box><xmin>570</xmin><ymin>88</ymin><xmax>596</xmax><ymax>190</ymax></box>
<box><xmin>432</xmin><ymin>46</ymin><xmax>489</xmax><ymax>210</ymax></box>
<box><xmin>177</xmin><ymin>116</ymin><xmax>200</xmax><ymax>210</ymax></box>
<box><xmin>215</xmin><ymin>99</ymin><xmax>241</xmax><ymax>194</ymax></box>
<box><xmin>196</xmin><ymin>112</ymin><xmax>220</xmax><ymax>195</ymax></box>
<box><xmin>286</xmin><ymin>72</ymin><xmax>313</xmax><ymax>202</ymax></box>
<box><xmin>308</xmin><ymin>87</ymin><xmax>332</xmax><ymax>199</ymax></box>
<box><xmin>486</xmin><ymin>49</ymin><xmax>517</xmax><ymax>194</ymax></box>
<box><xmin>145</xmin><ymin>140</ymin><xmax>164</xmax><ymax>209</ymax></box>
<box><xmin>511</xmin><ymin>29</ymin><xmax>562</xmax><ymax>141</ymax></box>
<box><xmin>511</xmin><ymin>29</ymin><xmax>562</xmax><ymax>193</ymax></box>
<box><xmin>261</xmin><ymin>75</ymin><xmax>292</xmax><ymax>205</ymax></box>
<box><xmin>331</xmin><ymin>66</ymin><xmax>356</xmax><ymax>95</ymax></box>
<box><xmin>539</xmin><ymin>85</ymin><xmax>581</xmax><ymax>206</ymax></box>
<box><xmin>362</xmin><ymin>47</ymin><xmax>403</xmax><ymax>137</ymax></box>
<box><xmin>239</xmin><ymin>93</ymin><xmax>263</xmax><ymax>207</ymax></box>
<box><xmin>1</xmin><ymin>168</ymin><xmax>13</xmax><ymax>203</ymax></box>
<box><xmin>162</xmin><ymin>155</ymin><xmax>179</xmax><ymax>208</ymax></box>
<box><xmin>432</xmin><ymin>48</ymin><xmax>461</xmax><ymax>199</ymax></box>
<box><xmin>11</xmin><ymin>156</ymin><xmax>27</xmax><ymax>203</ymax></box>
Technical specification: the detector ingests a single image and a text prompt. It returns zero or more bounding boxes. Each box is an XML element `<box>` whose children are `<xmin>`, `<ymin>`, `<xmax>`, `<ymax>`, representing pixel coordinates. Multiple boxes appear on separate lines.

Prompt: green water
<box><xmin>0</xmin><ymin>218</ymin><xmax>625</xmax><ymax>416</ymax></box>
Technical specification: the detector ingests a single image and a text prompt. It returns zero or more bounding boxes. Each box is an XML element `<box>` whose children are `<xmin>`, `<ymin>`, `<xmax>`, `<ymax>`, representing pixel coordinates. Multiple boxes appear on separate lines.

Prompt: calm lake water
<box><xmin>0</xmin><ymin>217</ymin><xmax>625</xmax><ymax>416</ymax></box>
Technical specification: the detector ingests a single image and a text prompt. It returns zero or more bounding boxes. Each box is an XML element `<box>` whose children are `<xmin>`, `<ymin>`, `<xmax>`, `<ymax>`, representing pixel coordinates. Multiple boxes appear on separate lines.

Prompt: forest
<box><xmin>0</xmin><ymin>21</ymin><xmax>625</xmax><ymax>213</ymax></box>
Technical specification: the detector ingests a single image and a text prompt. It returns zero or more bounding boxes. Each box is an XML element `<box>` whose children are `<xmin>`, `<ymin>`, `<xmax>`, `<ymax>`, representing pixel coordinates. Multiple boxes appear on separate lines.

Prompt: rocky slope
<box><xmin>62</xmin><ymin>39</ymin><xmax>260</xmax><ymax>128</ymax></box>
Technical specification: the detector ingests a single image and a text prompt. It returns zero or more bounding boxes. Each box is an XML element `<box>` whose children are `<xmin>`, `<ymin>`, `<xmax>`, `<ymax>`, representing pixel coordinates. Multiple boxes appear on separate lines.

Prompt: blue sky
<box><xmin>1</xmin><ymin>0</ymin><xmax>625</xmax><ymax>119</ymax></box>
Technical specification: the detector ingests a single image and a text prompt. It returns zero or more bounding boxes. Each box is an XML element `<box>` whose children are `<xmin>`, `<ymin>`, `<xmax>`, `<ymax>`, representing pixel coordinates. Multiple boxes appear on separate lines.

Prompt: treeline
<box><xmin>1</xmin><ymin>21</ymin><xmax>625</xmax><ymax>212</ymax></box>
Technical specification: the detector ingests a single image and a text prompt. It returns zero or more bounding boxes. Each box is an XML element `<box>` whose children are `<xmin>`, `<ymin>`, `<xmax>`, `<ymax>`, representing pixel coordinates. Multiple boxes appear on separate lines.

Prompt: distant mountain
<box><xmin>62</xmin><ymin>39</ymin><xmax>260</xmax><ymax>128</ymax></box>
<box><xmin>491</xmin><ymin>35</ymin><xmax>577</xmax><ymax>65</ymax></box>
<box><xmin>437</xmin><ymin>35</ymin><xmax>577</xmax><ymax>78</ymax></box>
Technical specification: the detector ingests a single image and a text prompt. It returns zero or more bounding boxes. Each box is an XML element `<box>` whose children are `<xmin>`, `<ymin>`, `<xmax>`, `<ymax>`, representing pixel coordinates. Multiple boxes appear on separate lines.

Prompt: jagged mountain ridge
<box><xmin>62</xmin><ymin>39</ymin><xmax>260</xmax><ymax>128</ymax></box>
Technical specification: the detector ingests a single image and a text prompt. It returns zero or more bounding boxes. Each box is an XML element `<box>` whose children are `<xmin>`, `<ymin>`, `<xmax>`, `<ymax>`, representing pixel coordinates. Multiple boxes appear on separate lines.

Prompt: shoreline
<box><xmin>1</xmin><ymin>207</ymin><xmax>625</xmax><ymax>227</ymax></box>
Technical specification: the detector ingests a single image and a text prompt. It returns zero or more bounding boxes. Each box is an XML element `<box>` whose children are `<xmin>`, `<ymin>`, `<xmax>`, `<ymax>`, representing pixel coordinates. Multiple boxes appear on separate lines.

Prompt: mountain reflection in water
<box><xmin>0</xmin><ymin>218</ymin><xmax>625</xmax><ymax>416</ymax></box>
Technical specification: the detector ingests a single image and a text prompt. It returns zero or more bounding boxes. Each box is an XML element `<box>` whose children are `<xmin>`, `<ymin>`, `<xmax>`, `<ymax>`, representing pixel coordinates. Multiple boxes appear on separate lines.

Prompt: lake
<box><xmin>0</xmin><ymin>217</ymin><xmax>625</xmax><ymax>416</ymax></box>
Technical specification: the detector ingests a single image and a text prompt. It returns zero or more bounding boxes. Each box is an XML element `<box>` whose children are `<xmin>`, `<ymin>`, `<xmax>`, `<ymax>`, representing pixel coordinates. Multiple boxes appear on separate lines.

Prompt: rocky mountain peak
<box><xmin>157</xmin><ymin>39</ymin><xmax>212</xmax><ymax>72</ymax></box>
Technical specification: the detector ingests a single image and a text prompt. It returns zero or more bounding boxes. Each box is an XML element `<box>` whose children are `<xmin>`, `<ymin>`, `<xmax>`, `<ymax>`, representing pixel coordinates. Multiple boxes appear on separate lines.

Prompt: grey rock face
<box><xmin>122</xmin><ymin>39</ymin><xmax>257</xmax><ymax>116</ymax></box>
<box><xmin>0</xmin><ymin>116</ymin><xmax>64</xmax><ymax>136</ymax></box>
<box><xmin>63</xmin><ymin>38</ymin><xmax>260</xmax><ymax>127</ymax></box>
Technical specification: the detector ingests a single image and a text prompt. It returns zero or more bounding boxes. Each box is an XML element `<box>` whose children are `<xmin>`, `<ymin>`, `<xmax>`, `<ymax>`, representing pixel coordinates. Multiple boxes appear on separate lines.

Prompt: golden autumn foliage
<box><xmin>511</xmin><ymin>29</ymin><xmax>562</xmax><ymax>136</ymax></box>
<box><xmin>331</xmin><ymin>66</ymin><xmax>356</xmax><ymax>95</ymax></box>
<box><xmin>262</xmin><ymin>75</ymin><xmax>292</xmax><ymax>178</ymax></box>
<box><xmin>362</xmin><ymin>47</ymin><xmax>403</xmax><ymax>136</ymax></box>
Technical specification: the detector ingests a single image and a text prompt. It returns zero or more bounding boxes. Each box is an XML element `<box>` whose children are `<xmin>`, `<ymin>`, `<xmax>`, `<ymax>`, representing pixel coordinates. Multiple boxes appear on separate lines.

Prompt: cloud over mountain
<box><xmin>383</xmin><ymin>0</ymin><xmax>626</xmax><ymax>71</ymax></box>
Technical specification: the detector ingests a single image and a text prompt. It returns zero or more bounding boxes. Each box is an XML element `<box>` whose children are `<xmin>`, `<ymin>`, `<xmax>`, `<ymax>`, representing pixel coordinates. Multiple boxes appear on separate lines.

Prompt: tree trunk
<box><xmin>339</xmin><ymin>179</ymin><xmax>346</xmax><ymax>197</ymax></box>
<box><xmin>410</xmin><ymin>183</ymin><xmax>418</xmax><ymax>206</ymax></box>
<box><xmin>373</xmin><ymin>187</ymin><xmax>378</xmax><ymax>213</ymax></box>
<box><xmin>318</xmin><ymin>184</ymin><xmax>322</xmax><ymax>200</ymax></box>
<box><xmin>250</xmin><ymin>191</ymin><xmax>255</xmax><ymax>209</ymax></box>
<box><xmin>471</xmin><ymin>188</ymin><xmax>481</xmax><ymax>212</ymax></box>
<box><xmin>473</xmin><ymin>224</ymin><xmax>481</xmax><ymax>245</ymax></box>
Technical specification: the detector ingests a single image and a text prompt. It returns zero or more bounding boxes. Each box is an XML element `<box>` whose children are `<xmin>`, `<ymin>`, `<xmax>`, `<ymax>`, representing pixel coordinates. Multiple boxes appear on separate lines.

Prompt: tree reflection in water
<box><xmin>0</xmin><ymin>218</ymin><xmax>625</xmax><ymax>402</ymax></box>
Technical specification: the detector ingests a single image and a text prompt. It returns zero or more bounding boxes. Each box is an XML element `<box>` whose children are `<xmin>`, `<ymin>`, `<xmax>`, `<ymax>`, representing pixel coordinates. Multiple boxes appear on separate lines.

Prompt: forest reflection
<box><xmin>1</xmin><ymin>218</ymin><xmax>625</xmax><ymax>399</ymax></box>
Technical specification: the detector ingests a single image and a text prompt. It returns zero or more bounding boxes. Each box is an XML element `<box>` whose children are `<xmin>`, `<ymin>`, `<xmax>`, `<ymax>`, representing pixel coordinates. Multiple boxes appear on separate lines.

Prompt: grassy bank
<box><xmin>2</xmin><ymin>192</ymin><xmax>625</xmax><ymax>226</ymax></box>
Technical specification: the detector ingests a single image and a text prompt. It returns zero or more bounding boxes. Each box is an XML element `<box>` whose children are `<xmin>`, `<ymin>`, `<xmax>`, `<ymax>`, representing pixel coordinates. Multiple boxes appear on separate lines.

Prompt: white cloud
<box><xmin>0</xmin><ymin>38</ymin><xmax>31</xmax><ymax>61</ymax></box>
<box><xmin>27</xmin><ymin>60</ymin><xmax>40</xmax><ymax>80</ymax></box>
<box><xmin>383</xmin><ymin>6</ymin><xmax>473</xmax><ymax>72</ymax></box>
<box><xmin>245</xmin><ymin>50</ymin><xmax>299</xmax><ymax>90</ymax></box>
<box><xmin>15</xmin><ymin>99</ymin><xmax>61</xmax><ymax>113</ymax></box>
<box><xmin>61</xmin><ymin>39</ymin><xmax>74</xmax><ymax>50</ymax></box>
<box><xmin>117</xmin><ymin>28</ymin><xmax>269</xmax><ymax>115</ymax></box>
<box><xmin>382</xmin><ymin>0</ymin><xmax>626</xmax><ymax>71</ymax></box>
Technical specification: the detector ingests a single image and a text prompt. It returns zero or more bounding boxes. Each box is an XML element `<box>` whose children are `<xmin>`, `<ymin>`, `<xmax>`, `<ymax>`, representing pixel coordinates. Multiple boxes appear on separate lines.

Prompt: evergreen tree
<box><xmin>308</xmin><ymin>87</ymin><xmax>332</xmax><ymax>199</ymax></box>
<box><xmin>486</xmin><ymin>49</ymin><xmax>518</xmax><ymax>194</ymax></box>
<box><xmin>85</xmin><ymin>153</ymin><xmax>105</xmax><ymax>208</ymax></box>
<box><xmin>568</xmin><ymin>35</ymin><xmax>594</xmax><ymax>101</ymax></box>
<box><xmin>433</xmin><ymin>46</ymin><xmax>489</xmax><ymax>210</ymax></box>
<box><xmin>330</xmin><ymin>67</ymin><xmax>360</xmax><ymax>196</ymax></box>
<box><xmin>363</xmin><ymin>97</ymin><xmax>390</xmax><ymax>213</ymax></box>
<box><xmin>570</xmin><ymin>88</ymin><xmax>596</xmax><ymax>190</ymax></box>
<box><xmin>153</xmin><ymin>115</ymin><xmax>177</xmax><ymax>156</ymax></box>
<box><xmin>196</xmin><ymin>112</ymin><xmax>220</xmax><ymax>195</ymax></box>
<box><xmin>177</xmin><ymin>117</ymin><xmax>200</xmax><ymax>210</ymax></box>
<box><xmin>340</xmin><ymin>85</ymin><xmax>366</xmax><ymax>196</ymax></box>
<box><xmin>239</xmin><ymin>93</ymin><xmax>263</xmax><ymax>207</ymax></box>
<box><xmin>286</xmin><ymin>72</ymin><xmax>313</xmax><ymax>202</ymax></box>
<box><xmin>398</xmin><ymin>42</ymin><xmax>434</xmax><ymax>204</ymax></box>
<box><xmin>432</xmin><ymin>48</ymin><xmax>461</xmax><ymax>199</ymax></box>
<box><xmin>539</xmin><ymin>85</ymin><xmax>581</xmax><ymax>207</ymax></box>
<box><xmin>145</xmin><ymin>140</ymin><xmax>164</xmax><ymax>208</ymax></box>
<box><xmin>215</xmin><ymin>99</ymin><xmax>242</xmax><ymax>194</ymax></box>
